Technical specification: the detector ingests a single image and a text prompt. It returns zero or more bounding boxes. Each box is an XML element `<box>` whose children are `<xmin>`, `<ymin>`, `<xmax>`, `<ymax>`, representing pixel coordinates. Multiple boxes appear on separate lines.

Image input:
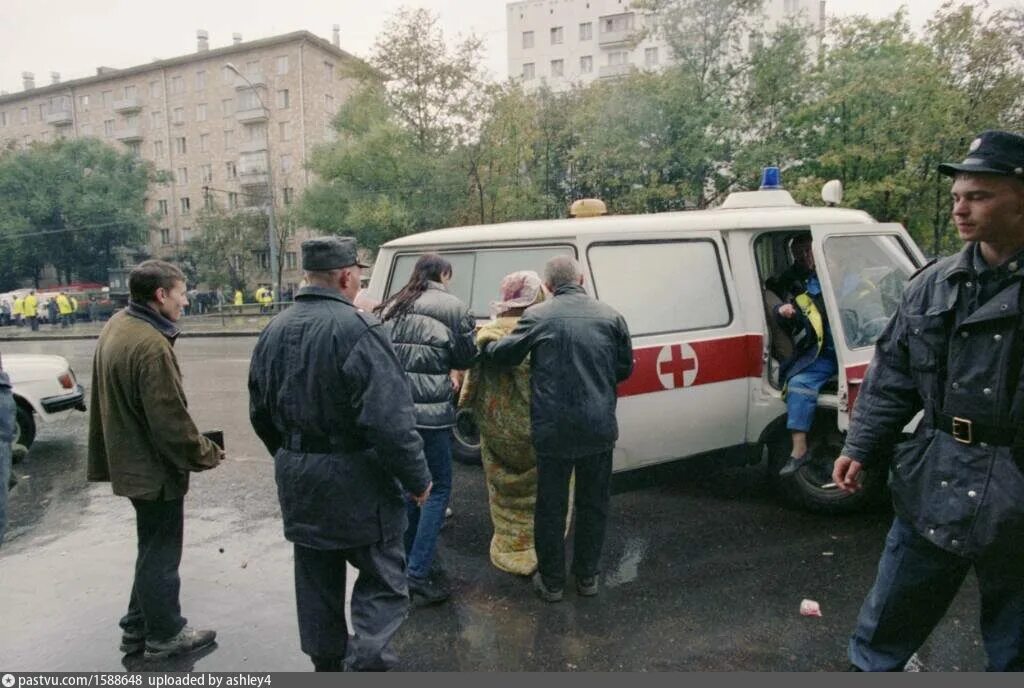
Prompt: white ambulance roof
<box><xmin>382</xmin><ymin>191</ymin><xmax>876</xmax><ymax>249</ymax></box>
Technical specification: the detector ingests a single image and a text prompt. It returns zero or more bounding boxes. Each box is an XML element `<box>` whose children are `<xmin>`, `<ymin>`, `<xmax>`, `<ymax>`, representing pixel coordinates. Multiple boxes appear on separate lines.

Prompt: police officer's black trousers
<box><xmin>293</xmin><ymin>537</ymin><xmax>408</xmax><ymax>671</ymax></box>
<box><xmin>850</xmin><ymin>516</ymin><xmax>1024</xmax><ymax>671</ymax></box>
<box><xmin>534</xmin><ymin>450</ymin><xmax>613</xmax><ymax>590</ymax></box>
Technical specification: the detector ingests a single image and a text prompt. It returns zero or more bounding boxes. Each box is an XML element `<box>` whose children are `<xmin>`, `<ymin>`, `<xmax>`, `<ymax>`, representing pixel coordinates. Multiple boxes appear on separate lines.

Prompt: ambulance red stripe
<box><xmin>617</xmin><ymin>334</ymin><xmax>765</xmax><ymax>398</ymax></box>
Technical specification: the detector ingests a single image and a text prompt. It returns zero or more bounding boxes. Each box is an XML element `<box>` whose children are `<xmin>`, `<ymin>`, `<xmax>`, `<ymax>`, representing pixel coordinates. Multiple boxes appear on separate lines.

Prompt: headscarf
<box><xmin>490</xmin><ymin>270</ymin><xmax>544</xmax><ymax>317</ymax></box>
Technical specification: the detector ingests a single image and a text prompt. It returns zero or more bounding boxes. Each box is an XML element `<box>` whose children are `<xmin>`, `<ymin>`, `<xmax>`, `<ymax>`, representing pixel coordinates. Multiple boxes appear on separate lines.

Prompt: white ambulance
<box><xmin>364</xmin><ymin>172</ymin><xmax>926</xmax><ymax>513</ymax></box>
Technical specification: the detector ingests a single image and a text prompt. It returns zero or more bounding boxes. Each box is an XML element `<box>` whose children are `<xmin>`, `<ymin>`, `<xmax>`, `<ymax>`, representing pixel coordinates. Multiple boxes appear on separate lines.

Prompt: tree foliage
<box><xmin>0</xmin><ymin>138</ymin><xmax>152</xmax><ymax>289</ymax></box>
<box><xmin>301</xmin><ymin>1</ymin><xmax>1024</xmax><ymax>256</ymax></box>
<box><xmin>184</xmin><ymin>204</ymin><xmax>267</xmax><ymax>292</ymax></box>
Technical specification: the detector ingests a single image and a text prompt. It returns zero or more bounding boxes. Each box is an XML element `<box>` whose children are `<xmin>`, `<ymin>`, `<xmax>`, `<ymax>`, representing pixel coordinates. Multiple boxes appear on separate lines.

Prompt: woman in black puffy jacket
<box><xmin>375</xmin><ymin>254</ymin><xmax>477</xmax><ymax>603</ymax></box>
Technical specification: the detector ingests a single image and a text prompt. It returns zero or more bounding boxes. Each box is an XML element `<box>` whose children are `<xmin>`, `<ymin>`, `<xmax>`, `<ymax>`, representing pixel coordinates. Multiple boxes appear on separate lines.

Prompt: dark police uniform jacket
<box><xmin>842</xmin><ymin>243</ymin><xmax>1024</xmax><ymax>557</ymax></box>
<box><xmin>248</xmin><ymin>286</ymin><xmax>431</xmax><ymax>550</ymax></box>
<box><xmin>485</xmin><ymin>283</ymin><xmax>634</xmax><ymax>459</ymax></box>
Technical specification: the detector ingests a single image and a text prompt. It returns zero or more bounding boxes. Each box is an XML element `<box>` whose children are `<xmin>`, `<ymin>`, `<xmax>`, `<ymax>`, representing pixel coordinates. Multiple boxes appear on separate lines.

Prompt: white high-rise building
<box><xmin>507</xmin><ymin>0</ymin><xmax>826</xmax><ymax>91</ymax></box>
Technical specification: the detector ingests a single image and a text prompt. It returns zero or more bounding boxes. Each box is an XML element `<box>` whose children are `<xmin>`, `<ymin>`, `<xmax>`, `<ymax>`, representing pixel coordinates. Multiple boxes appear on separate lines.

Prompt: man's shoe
<box><xmin>532</xmin><ymin>572</ymin><xmax>563</xmax><ymax>603</ymax></box>
<box><xmin>576</xmin><ymin>575</ymin><xmax>598</xmax><ymax>597</ymax></box>
<box><xmin>778</xmin><ymin>451</ymin><xmax>810</xmax><ymax>478</ymax></box>
<box><xmin>409</xmin><ymin>576</ymin><xmax>450</xmax><ymax>605</ymax></box>
<box><xmin>144</xmin><ymin>626</ymin><xmax>216</xmax><ymax>660</ymax></box>
<box><xmin>119</xmin><ymin>629</ymin><xmax>145</xmax><ymax>655</ymax></box>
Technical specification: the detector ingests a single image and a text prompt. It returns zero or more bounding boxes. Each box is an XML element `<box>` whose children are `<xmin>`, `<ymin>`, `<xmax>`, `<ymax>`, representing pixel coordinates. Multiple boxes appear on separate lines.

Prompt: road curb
<box><xmin>0</xmin><ymin>330</ymin><xmax>262</xmax><ymax>342</ymax></box>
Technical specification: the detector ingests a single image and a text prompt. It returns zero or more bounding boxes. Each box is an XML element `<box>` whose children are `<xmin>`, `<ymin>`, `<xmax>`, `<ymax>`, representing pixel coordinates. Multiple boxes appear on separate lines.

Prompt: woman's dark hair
<box><xmin>374</xmin><ymin>253</ymin><xmax>452</xmax><ymax>322</ymax></box>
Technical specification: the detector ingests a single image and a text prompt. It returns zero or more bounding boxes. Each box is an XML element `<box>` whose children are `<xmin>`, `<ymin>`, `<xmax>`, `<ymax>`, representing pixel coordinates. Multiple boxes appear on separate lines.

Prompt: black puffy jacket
<box><xmin>384</xmin><ymin>282</ymin><xmax>477</xmax><ymax>429</ymax></box>
<box><xmin>484</xmin><ymin>283</ymin><xmax>634</xmax><ymax>458</ymax></box>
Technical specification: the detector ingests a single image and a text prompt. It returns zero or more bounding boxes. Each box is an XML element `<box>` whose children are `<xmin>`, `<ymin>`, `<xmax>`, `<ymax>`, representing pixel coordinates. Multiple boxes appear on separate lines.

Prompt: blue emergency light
<box><xmin>760</xmin><ymin>166</ymin><xmax>783</xmax><ymax>190</ymax></box>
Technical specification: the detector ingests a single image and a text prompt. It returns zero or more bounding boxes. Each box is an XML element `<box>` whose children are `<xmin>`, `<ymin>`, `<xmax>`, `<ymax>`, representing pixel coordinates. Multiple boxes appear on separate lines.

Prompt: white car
<box><xmin>3</xmin><ymin>353</ymin><xmax>86</xmax><ymax>450</ymax></box>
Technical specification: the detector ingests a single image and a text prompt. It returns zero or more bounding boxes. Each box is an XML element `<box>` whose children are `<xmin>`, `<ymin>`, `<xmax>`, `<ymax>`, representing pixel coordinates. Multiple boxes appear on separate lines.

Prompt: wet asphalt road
<box><xmin>0</xmin><ymin>337</ymin><xmax>988</xmax><ymax>671</ymax></box>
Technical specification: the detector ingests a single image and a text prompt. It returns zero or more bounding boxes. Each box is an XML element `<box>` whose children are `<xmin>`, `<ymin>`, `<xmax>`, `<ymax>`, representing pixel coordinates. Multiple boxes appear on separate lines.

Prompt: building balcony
<box><xmin>115</xmin><ymin>126</ymin><xmax>143</xmax><ymax>142</ymax></box>
<box><xmin>236</xmin><ymin>107</ymin><xmax>268</xmax><ymax>124</ymax></box>
<box><xmin>45</xmin><ymin>110</ymin><xmax>73</xmax><ymax>126</ymax></box>
<box><xmin>235</xmin><ymin>72</ymin><xmax>266</xmax><ymax>90</ymax></box>
<box><xmin>239</xmin><ymin>169</ymin><xmax>269</xmax><ymax>186</ymax></box>
<box><xmin>113</xmin><ymin>97</ymin><xmax>142</xmax><ymax>113</ymax></box>
<box><xmin>599</xmin><ymin>63</ymin><xmax>635</xmax><ymax>79</ymax></box>
<box><xmin>599</xmin><ymin>28</ymin><xmax>636</xmax><ymax>46</ymax></box>
<box><xmin>238</xmin><ymin>138</ymin><xmax>269</xmax><ymax>154</ymax></box>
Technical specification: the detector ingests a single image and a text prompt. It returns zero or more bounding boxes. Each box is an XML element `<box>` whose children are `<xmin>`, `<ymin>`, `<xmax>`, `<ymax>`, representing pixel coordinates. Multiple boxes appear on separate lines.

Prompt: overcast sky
<box><xmin>1</xmin><ymin>0</ymin><xmax>1019</xmax><ymax>94</ymax></box>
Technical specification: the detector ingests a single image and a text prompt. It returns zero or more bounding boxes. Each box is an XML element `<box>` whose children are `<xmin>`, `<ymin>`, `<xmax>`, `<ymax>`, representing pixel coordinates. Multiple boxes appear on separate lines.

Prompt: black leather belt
<box><xmin>281</xmin><ymin>432</ymin><xmax>368</xmax><ymax>453</ymax></box>
<box><xmin>935</xmin><ymin>412</ymin><xmax>1019</xmax><ymax>447</ymax></box>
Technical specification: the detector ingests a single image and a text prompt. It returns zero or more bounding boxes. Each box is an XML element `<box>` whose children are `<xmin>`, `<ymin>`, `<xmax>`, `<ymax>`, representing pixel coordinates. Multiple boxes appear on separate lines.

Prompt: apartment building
<box><xmin>0</xmin><ymin>28</ymin><xmax>364</xmax><ymax>292</ymax></box>
<box><xmin>507</xmin><ymin>0</ymin><xmax>825</xmax><ymax>91</ymax></box>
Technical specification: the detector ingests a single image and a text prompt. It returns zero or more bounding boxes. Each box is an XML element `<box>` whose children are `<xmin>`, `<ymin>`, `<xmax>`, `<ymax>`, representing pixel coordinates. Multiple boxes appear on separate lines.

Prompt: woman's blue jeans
<box><xmin>404</xmin><ymin>428</ymin><xmax>453</xmax><ymax>581</ymax></box>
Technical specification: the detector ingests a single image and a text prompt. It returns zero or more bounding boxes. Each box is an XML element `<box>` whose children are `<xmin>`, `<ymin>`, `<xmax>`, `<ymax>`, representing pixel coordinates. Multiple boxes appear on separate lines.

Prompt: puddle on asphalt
<box><xmin>604</xmin><ymin>536</ymin><xmax>648</xmax><ymax>587</ymax></box>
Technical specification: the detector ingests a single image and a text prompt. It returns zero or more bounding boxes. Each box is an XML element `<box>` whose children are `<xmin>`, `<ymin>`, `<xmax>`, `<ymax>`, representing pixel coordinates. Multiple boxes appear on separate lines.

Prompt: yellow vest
<box><xmin>56</xmin><ymin>294</ymin><xmax>73</xmax><ymax>315</ymax></box>
<box><xmin>234</xmin><ymin>290</ymin><xmax>243</xmax><ymax>305</ymax></box>
<box><xmin>794</xmin><ymin>292</ymin><xmax>825</xmax><ymax>356</ymax></box>
<box><xmin>13</xmin><ymin>297</ymin><xmax>24</xmax><ymax>316</ymax></box>
<box><xmin>23</xmin><ymin>294</ymin><xmax>38</xmax><ymax>315</ymax></box>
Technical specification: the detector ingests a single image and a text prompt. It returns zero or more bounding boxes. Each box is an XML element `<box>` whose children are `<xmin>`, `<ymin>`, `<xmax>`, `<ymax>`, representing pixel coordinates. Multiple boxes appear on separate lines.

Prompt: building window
<box><xmin>102</xmin><ymin>91</ymin><xmax>112</xmax><ymax>107</ymax></box>
<box><xmin>150</xmin><ymin>110</ymin><xmax>162</xmax><ymax>128</ymax></box>
<box><xmin>222</xmin><ymin>98</ymin><xmax>234</xmax><ymax>117</ymax></box>
<box><xmin>256</xmin><ymin>251</ymin><xmax>270</xmax><ymax>270</ymax></box>
<box><xmin>20</xmin><ymin>107</ymin><xmax>28</xmax><ymax>124</ymax></box>
<box><xmin>126</xmin><ymin>141</ymin><xmax>142</xmax><ymax>157</ymax></box>
<box><xmin>280</xmin><ymin>154</ymin><xmax>293</xmax><ymax>173</ymax></box>
<box><xmin>196</xmin><ymin>103</ymin><xmax>207</xmax><ymax>121</ymax></box>
<box><xmin>79</xmin><ymin>95</ymin><xmax>90</xmax><ymax>110</ymax></box>
<box><xmin>200</xmin><ymin>163</ymin><xmax>212</xmax><ymax>184</ymax></box>
<box><xmin>177</xmin><ymin>167</ymin><xmax>188</xmax><ymax>185</ymax></box>
<box><xmin>160</xmin><ymin>228</ymin><xmax>170</xmax><ymax>244</ymax></box>
<box><xmin>224</xmin><ymin>129</ymin><xmax>234</xmax><ymax>149</ymax></box>
<box><xmin>104</xmin><ymin>119</ymin><xmax>115</xmax><ymax>136</ymax></box>
<box><xmin>238</xmin><ymin>90</ymin><xmax>260</xmax><ymax>111</ymax></box>
<box><xmin>150</xmin><ymin>80</ymin><xmax>162</xmax><ymax>98</ymax></box>
<box><xmin>279</xmin><ymin>121</ymin><xmax>291</xmax><ymax>141</ymax></box>
<box><xmin>324</xmin><ymin>61</ymin><xmax>334</xmax><ymax>79</ymax></box>
<box><xmin>172</xmin><ymin>107</ymin><xmax>184</xmax><ymax>124</ymax></box>
<box><xmin>325</xmin><ymin>94</ymin><xmax>335</xmax><ymax>113</ymax></box>
<box><xmin>226</xmin><ymin>191</ymin><xmax>238</xmax><ymax>209</ymax></box>
<box><xmin>580</xmin><ymin>55</ymin><xmax>593</xmax><ymax>73</ymax></box>
<box><xmin>522</xmin><ymin>31</ymin><xmax>534</xmax><ymax>49</ymax></box>
<box><xmin>79</xmin><ymin>123</ymin><xmax>92</xmax><ymax>136</ymax></box>
<box><xmin>551</xmin><ymin>59</ymin><xmax>564</xmax><ymax>77</ymax></box>
<box><xmin>550</xmin><ymin>26</ymin><xmax>564</xmax><ymax>45</ymax></box>
<box><xmin>153</xmin><ymin>140</ymin><xmax>164</xmax><ymax>158</ymax></box>
<box><xmin>174</xmin><ymin>137</ymin><xmax>187</xmax><ymax>154</ymax></box>
<box><xmin>285</xmin><ymin>251</ymin><xmax>297</xmax><ymax>269</ymax></box>
<box><xmin>522</xmin><ymin>63</ymin><xmax>535</xmax><ymax>80</ymax></box>
<box><xmin>580</xmin><ymin>22</ymin><xmax>593</xmax><ymax>41</ymax></box>
<box><xmin>226</xmin><ymin>161</ymin><xmax>237</xmax><ymax>179</ymax></box>
<box><xmin>645</xmin><ymin>47</ymin><xmax>660</xmax><ymax>67</ymax></box>
<box><xmin>283</xmin><ymin>187</ymin><xmax>295</xmax><ymax>205</ymax></box>
<box><xmin>245</xmin><ymin>60</ymin><xmax>260</xmax><ymax>77</ymax></box>
<box><xmin>276</xmin><ymin>55</ymin><xmax>289</xmax><ymax>75</ymax></box>
<box><xmin>124</xmin><ymin>85</ymin><xmax>137</xmax><ymax>99</ymax></box>
<box><xmin>608</xmin><ymin>50</ymin><xmax>629</xmax><ymax>66</ymax></box>
<box><xmin>199</xmin><ymin>133</ymin><xmax>209</xmax><ymax>152</ymax></box>
<box><xmin>180</xmin><ymin>197</ymin><xmax>191</xmax><ymax>214</ymax></box>
<box><xmin>170</xmin><ymin>76</ymin><xmax>184</xmax><ymax>94</ymax></box>
<box><xmin>195</xmin><ymin>70</ymin><xmax>206</xmax><ymax>90</ymax></box>
<box><xmin>276</xmin><ymin>89</ymin><xmax>289</xmax><ymax>109</ymax></box>
<box><xmin>158</xmin><ymin>199</ymin><xmax>169</xmax><ymax>216</ymax></box>
<box><xmin>204</xmin><ymin>192</ymin><xmax>215</xmax><ymax>210</ymax></box>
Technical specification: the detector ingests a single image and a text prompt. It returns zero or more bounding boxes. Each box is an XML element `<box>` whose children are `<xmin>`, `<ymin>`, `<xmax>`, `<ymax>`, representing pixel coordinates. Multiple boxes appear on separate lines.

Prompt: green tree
<box><xmin>185</xmin><ymin>204</ymin><xmax>267</xmax><ymax>293</ymax></box>
<box><xmin>0</xmin><ymin>138</ymin><xmax>152</xmax><ymax>289</ymax></box>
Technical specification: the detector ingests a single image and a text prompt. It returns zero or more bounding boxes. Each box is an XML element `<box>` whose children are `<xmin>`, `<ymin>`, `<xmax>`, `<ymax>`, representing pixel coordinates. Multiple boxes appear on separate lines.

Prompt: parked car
<box><xmin>364</xmin><ymin>171</ymin><xmax>926</xmax><ymax>514</ymax></box>
<box><xmin>3</xmin><ymin>353</ymin><xmax>86</xmax><ymax>453</ymax></box>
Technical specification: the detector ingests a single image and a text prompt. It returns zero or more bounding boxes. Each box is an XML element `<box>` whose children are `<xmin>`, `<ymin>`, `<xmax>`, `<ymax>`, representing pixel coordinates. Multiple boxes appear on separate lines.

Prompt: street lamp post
<box><xmin>225</xmin><ymin>62</ymin><xmax>278</xmax><ymax>307</ymax></box>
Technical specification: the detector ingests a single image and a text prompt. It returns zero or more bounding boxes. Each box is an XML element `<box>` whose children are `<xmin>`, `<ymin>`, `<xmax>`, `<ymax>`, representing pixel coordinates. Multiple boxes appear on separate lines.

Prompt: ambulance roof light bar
<box><xmin>760</xmin><ymin>166</ymin><xmax>783</xmax><ymax>190</ymax></box>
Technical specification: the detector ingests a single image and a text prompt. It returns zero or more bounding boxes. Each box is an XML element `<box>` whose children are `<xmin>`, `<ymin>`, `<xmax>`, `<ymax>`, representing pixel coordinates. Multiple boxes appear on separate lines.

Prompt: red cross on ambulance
<box><xmin>656</xmin><ymin>342</ymin><xmax>698</xmax><ymax>389</ymax></box>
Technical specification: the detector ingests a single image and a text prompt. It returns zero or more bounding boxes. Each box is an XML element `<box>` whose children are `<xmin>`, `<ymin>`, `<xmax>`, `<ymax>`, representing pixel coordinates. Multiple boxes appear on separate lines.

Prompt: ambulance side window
<box><xmin>588</xmin><ymin>240</ymin><xmax>731</xmax><ymax>336</ymax></box>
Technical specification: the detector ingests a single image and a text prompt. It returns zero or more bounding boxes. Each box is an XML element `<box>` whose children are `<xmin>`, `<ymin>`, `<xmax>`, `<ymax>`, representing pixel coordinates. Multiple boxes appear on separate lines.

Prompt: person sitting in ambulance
<box><xmin>770</xmin><ymin>233</ymin><xmax>838</xmax><ymax>477</ymax></box>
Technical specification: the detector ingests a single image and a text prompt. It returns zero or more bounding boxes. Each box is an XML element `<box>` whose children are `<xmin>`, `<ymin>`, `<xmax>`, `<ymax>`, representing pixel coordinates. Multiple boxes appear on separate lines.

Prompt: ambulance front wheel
<box><xmin>767</xmin><ymin>416</ymin><xmax>885</xmax><ymax>515</ymax></box>
<box><xmin>452</xmin><ymin>408</ymin><xmax>482</xmax><ymax>466</ymax></box>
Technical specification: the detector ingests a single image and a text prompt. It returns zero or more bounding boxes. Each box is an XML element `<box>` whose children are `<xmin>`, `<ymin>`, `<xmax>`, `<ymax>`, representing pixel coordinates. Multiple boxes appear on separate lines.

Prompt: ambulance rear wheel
<box><xmin>767</xmin><ymin>419</ymin><xmax>884</xmax><ymax>515</ymax></box>
<box><xmin>452</xmin><ymin>408</ymin><xmax>482</xmax><ymax>466</ymax></box>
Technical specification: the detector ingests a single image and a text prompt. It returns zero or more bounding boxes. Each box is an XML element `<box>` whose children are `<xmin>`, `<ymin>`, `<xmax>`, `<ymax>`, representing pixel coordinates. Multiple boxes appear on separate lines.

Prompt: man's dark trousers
<box><xmin>293</xmin><ymin>537</ymin><xmax>409</xmax><ymax>671</ymax></box>
<box><xmin>534</xmin><ymin>450</ymin><xmax>613</xmax><ymax>590</ymax></box>
<box><xmin>850</xmin><ymin>516</ymin><xmax>1024</xmax><ymax>671</ymax></box>
<box><xmin>119</xmin><ymin>497</ymin><xmax>187</xmax><ymax>641</ymax></box>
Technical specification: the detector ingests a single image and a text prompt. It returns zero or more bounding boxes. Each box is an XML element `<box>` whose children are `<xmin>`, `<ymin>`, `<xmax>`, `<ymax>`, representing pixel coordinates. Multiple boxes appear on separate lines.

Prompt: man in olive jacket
<box><xmin>482</xmin><ymin>255</ymin><xmax>634</xmax><ymax>602</ymax></box>
<box><xmin>88</xmin><ymin>260</ymin><xmax>222</xmax><ymax>661</ymax></box>
<box><xmin>248</xmin><ymin>237</ymin><xmax>432</xmax><ymax>672</ymax></box>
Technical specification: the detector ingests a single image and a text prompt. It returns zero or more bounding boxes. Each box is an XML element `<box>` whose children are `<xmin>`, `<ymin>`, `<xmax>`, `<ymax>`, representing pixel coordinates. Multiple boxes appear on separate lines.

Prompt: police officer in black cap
<box><xmin>833</xmin><ymin>130</ymin><xmax>1024</xmax><ymax>671</ymax></box>
<box><xmin>248</xmin><ymin>236</ymin><xmax>432</xmax><ymax>671</ymax></box>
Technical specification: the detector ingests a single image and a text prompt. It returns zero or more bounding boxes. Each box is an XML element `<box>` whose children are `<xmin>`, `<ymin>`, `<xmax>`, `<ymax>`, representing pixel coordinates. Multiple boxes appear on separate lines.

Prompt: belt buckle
<box><xmin>951</xmin><ymin>416</ymin><xmax>973</xmax><ymax>444</ymax></box>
